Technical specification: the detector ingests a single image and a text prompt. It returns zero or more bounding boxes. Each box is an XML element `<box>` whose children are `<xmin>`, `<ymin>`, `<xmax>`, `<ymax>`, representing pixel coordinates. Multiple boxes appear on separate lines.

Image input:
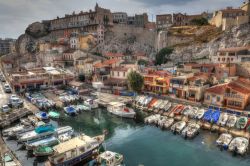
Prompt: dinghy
<box><xmin>228</xmin><ymin>137</ymin><xmax>249</xmax><ymax>155</ymax></box>
<box><xmin>226</xmin><ymin>115</ymin><xmax>237</xmax><ymax>128</ymax></box>
<box><xmin>163</xmin><ymin>118</ymin><xmax>174</xmax><ymax>129</ymax></box>
<box><xmin>33</xmin><ymin>146</ymin><xmax>54</xmax><ymax>157</ymax></box>
<box><xmin>181</xmin><ymin>123</ymin><xmax>200</xmax><ymax>139</ymax></box>
<box><xmin>171</xmin><ymin>121</ymin><xmax>186</xmax><ymax>134</ymax></box>
<box><xmin>217</xmin><ymin>112</ymin><xmax>228</xmax><ymax>126</ymax></box>
<box><xmin>236</xmin><ymin>116</ymin><xmax>248</xmax><ymax>130</ymax></box>
<box><xmin>216</xmin><ymin>133</ymin><xmax>233</xmax><ymax>150</ymax></box>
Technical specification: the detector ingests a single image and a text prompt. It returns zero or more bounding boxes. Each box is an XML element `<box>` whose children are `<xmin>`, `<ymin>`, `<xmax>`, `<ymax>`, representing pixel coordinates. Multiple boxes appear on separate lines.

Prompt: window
<box><xmin>217</xmin><ymin>96</ymin><xmax>220</xmax><ymax>102</ymax></box>
<box><xmin>118</xmin><ymin>72</ymin><xmax>120</xmax><ymax>77</ymax></box>
<box><xmin>206</xmin><ymin>95</ymin><xmax>210</xmax><ymax>100</ymax></box>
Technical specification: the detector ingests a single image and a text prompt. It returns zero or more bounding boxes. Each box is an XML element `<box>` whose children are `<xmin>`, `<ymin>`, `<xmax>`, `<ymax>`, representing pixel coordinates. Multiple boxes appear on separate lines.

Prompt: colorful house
<box><xmin>143</xmin><ymin>70</ymin><xmax>172</xmax><ymax>94</ymax></box>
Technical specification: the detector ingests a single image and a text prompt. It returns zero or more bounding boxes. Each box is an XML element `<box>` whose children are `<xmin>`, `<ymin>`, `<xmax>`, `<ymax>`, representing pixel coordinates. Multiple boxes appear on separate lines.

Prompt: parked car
<box><xmin>4</xmin><ymin>84</ymin><xmax>12</xmax><ymax>93</ymax></box>
<box><xmin>9</xmin><ymin>96</ymin><xmax>23</xmax><ymax>108</ymax></box>
<box><xmin>2</xmin><ymin>105</ymin><xmax>10</xmax><ymax>112</ymax></box>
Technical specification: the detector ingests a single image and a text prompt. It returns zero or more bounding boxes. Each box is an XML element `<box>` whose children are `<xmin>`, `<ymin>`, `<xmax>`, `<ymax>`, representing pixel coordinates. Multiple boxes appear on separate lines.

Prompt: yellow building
<box><xmin>79</xmin><ymin>34</ymin><xmax>96</xmax><ymax>50</ymax></box>
<box><xmin>210</xmin><ymin>7</ymin><xmax>249</xmax><ymax>31</ymax></box>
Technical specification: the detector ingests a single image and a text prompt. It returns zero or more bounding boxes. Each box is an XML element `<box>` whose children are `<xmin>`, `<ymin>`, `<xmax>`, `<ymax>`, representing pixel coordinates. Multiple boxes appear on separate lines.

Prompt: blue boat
<box><xmin>203</xmin><ymin>109</ymin><xmax>213</xmax><ymax>122</ymax></box>
<box><xmin>35</xmin><ymin>124</ymin><xmax>55</xmax><ymax>134</ymax></box>
<box><xmin>210</xmin><ymin>110</ymin><xmax>220</xmax><ymax>124</ymax></box>
<box><xmin>64</xmin><ymin>106</ymin><xmax>77</xmax><ymax>116</ymax></box>
<box><xmin>35</xmin><ymin>111</ymin><xmax>49</xmax><ymax>121</ymax></box>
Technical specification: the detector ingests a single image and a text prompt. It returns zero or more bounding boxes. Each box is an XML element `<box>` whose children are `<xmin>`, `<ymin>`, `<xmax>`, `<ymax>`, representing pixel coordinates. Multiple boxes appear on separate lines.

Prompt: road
<box><xmin>0</xmin><ymin>81</ymin><xmax>11</xmax><ymax>107</ymax></box>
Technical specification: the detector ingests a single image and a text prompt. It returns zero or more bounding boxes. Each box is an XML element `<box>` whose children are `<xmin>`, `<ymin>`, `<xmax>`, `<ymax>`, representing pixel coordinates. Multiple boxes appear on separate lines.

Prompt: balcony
<box><xmin>224</xmin><ymin>93</ymin><xmax>244</xmax><ymax>100</ymax></box>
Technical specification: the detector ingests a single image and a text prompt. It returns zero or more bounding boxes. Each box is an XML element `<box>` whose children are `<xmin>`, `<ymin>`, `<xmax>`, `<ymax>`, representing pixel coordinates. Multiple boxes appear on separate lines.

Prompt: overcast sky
<box><xmin>0</xmin><ymin>0</ymin><xmax>244</xmax><ymax>38</ymax></box>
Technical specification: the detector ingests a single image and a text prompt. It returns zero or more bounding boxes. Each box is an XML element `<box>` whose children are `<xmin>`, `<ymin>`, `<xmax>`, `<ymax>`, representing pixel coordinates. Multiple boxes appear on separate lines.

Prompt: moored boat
<box><xmin>157</xmin><ymin>116</ymin><xmax>168</xmax><ymax>128</ymax></box>
<box><xmin>226</xmin><ymin>115</ymin><xmax>237</xmax><ymax>128</ymax></box>
<box><xmin>163</xmin><ymin>118</ymin><xmax>174</xmax><ymax>129</ymax></box>
<box><xmin>217</xmin><ymin>112</ymin><xmax>228</xmax><ymax>126</ymax></box>
<box><xmin>171</xmin><ymin>121</ymin><xmax>186</xmax><ymax>134</ymax></box>
<box><xmin>107</xmin><ymin>102</ymin><xmax>135</xmax><ymax>119</ymax></box>
<box><xmin>33</xmin><ymin>146</ymin><xmax>54</xmax><ymax>157</ymax></box>
<box><xmin>210</xmin><ymin>110</ymin><xmax>220</xmax><ymax>124</ymax></box>
<box><xmin>35</xmin><ymin>111</ymin><xmax>49</xmax><ymax>122</ymax></box>
<box><xmin>49</xmin><ymin>134</ymin><xmax>105</xmax><ymax>166</ymax></box>
<box><xmin>3</xmin><ymin>125</ymin><xmax>25</xmax><ymax>137</ymax></box>
<box><xmin>181</xmin><ymin>123</ymin><xmax>200</xmax><ymax>139</ymax></box>
<box><xmin>48</xmin><ymin>111</ymin><xmax>60</xmax><ymax>119</ymax></box>
<box><xmin>84</xmin><ymin>98</ymin><xmax>99</xmax><ymax>109</ymax></box>
<box><xmin>96</xmin><ymin>151</ymin><xmax>124</xmax><ymax>166</ymax></box>
<box><xmin>216</xmin><ymin>133</ymin><xmax>233</xmax><ymax>150</ymax></box>
<box><xmin>64</xmin><ymin>106</ymin><xmax>77</xmax><ymax>116</ymax></box>
<box><xmin>236</xmin><ymin>116</ymin><xmax>248</xmax><ymax>130</ymax></box>
<box><xmin>195</xmin><ymin>109</ymin><xmax>205</xmax><ymax>120</ymax></box>
<box><xmin>25</xmin><ymin>136</ymin><xmax>60</xmax><ymax>150</ymax></box>
<box><xmin>228</xmin><ymin>137</ymin><xmax>249</xmax><ymax>155</ymax></box>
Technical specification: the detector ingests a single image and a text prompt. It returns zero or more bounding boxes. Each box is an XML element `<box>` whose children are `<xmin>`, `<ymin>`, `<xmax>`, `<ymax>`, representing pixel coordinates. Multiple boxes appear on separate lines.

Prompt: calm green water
<box><xmin>5</xmin><ymin>108</ymin><xmax>250</xmax><ymax>166</ymax></box>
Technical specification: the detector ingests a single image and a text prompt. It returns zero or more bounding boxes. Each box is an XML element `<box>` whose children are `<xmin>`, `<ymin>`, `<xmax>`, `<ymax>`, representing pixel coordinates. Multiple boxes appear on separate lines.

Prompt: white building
<box><xmin>212</xmin><ymin>46</ymin><xmax>250</xmax><ymax>63</ymax></box>
<box><xmin>70</xmin><ymin>32</ymin><xmax>80</xmax><ymax>49</ymax></box>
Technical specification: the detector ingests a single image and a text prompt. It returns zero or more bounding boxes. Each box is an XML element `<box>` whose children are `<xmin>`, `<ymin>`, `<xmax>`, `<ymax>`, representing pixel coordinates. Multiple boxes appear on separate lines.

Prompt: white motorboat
<box><xmin>3</xmin><ymin>125</ymin><xmax>25</xmax><ymax>137</ymax></box>
<box><xmin>107</xmin><ymin>102</ymin><xmax>136</xmax><ymax>119</ymax></box>
<box><xmin>97</xmin><ymin>151</ymin><xmax>124</xmax><ymax>166</ymax></box>
<box><xmin>171</xmin><ymin>121</ymin><xmax>186</xmax><ymax>134</ymax></box>
<box><xmin>182</xmin><ymin>106</ymin><xmax>193</xmax><ymax>117</ymax></box>
<box><xmin>181</xmin><ymin>123</ymin><xmax>200</xmax><ymax>139</ymax></box>
<box><xmin>84</xmin><ymin>98</ymin><xmax>99</xmax><ymax>109</ymax></box>
<box><xmin>228</xmin><ymin>137</ymin><xmax>249</xmax><ymax>155</ymax></box>
<box><xmin>216</xmin><ymin>133</ymin><xmax>233</xmax><ymax>149</ymax></box>
<box><xmin>195</xmin><ymin>109</ymin><xmax>205</xmax><ymax>120</ymax></box>
<box><xmin>163</xmin><ymin>118</ymin><xmax>174</xmax><ymax>129</ymax></box>
<box><xmin>25</xmin><ymin>136</ymin><xmax>59</xmax><ymax>150</ymax></box>
<box><xmin>145</xmin><ymin>114</ymin><xmax>161</xmax><ymax>124</ymax></box>
<box><xmin>164</xmin><ymin>103</ymin><xmax>172</xmax><ymax>112</ymax></box>
<box><xmin>217</xmin><ymin>112</ymin><xmax>229</xmax><ymax>126</ymax></box>
<box><xmin>158</xmin><ymin>116</ymin><xmax>168</xmax><ymax>128</ymax></box>
<box><xmin>226</xmin><ymin>115</ymin><xmax>237</xmax><ymax>128</ymax></box>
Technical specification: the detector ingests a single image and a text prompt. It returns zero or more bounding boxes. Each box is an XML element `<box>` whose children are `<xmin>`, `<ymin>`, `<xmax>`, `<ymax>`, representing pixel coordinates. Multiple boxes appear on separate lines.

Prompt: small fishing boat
<box><xmin>8</xmin><ymin>126</ymin><xmax>34</xmax><ymax>140</ymax></box>
<box><xmin>216</xmin><ymin>133</ymin><xmax>233</xmax><ymax>150</ymax></box>
<box><xmin>141</xmin><ymin>97</ymin><xmax>153</xmax><ymax>110</ymax></box>
<box><xmin>55</xmin><ymin>126</ymin><xmax>74</xmax><ymax>137</ymax></box>
<box><xmin>147</xmin><ymin>98</ymin><xmax>158</xmax><ymax>112</ymax></box>
<box><xmin>64</xmin><ymin>106</ymin><xmax>77</xmax><ymax>116</ymax></box>
<box><xmin>236</xmin><ymin>116</ymin><xmax>248</xmax><ymax>130</ymax></box>
<box><xmin>158</xmin><ymin>101</ymin><xmax>169</xmax><ymax>114</ymax></box>
<box><xmin>145</xmin><ymin>114</ymin><xmax>161</xmax><ymax>124</ymax></box>
<box><xmin>25</xmin><ymin>136</ymin><xmax>60</xmax><ymax>150</ymax></box>
<box><xmin>195</xmin><ymin>109</ymin><xmax>205</xmax><ymax>120</ymax></box>
<box><xmin>35</xmin><ymin>112</ymin><xmax>49</xmax><ymax>122</ymax></box>
<box><xmin>49</xmin><ymin>134</ymin><xmax>105</xmax><ymax>166</ymax></box>
<box><xmin>153</xmin><ymin>100</ymin><xmax>163</xmax><ymax>113</ymax></box>
<box><xmin>20</xmin><ymin>118</ymin><xmax>32</xmax><ymax>126</ymax></box>
<box><xmin>172</xmin><ymin>105</ymin><xmax>185</xmax><ymax>115</ymax></box>
<box><xmin>48</xmin><ymin>111</ymin><xmax>60</xmax><ymax>119</ymax></box>
<box><xmin>226</xmin><ymin>115</ymin><xmax>237</xmax><ymax>128</ymax></box>
<box><xmin>182</xmin><ymin>106</ymin><xmax>193</xmax><ymax>117</ymax></box>
<box><xmin>217</xmin><ymin>112</ymin><xmax>228</xmax><ymax>126</ymax></box>
<box><xmin>163</xmin><ymin>118</ymin><xmax>174</xmax><ymax>129</ymax></box>
<box><xmin>164</xmin><ymin>103</ymin><xmax>172</xmax><ymax>112</ymax></box>
<box><xmin>96</xmin><ymin>151</ymin><xmax>124</xmax><ymax>166</ymax></box>
<box><xmin>33</xmin><ymin>146</ymin><xmax>54</xmax><ymax>157</ymax></box>
<box><xmin>107</xmin><ymin>102</ymin><xmax>136</xmax><ymax>119</ymax></box>
<box><xmin>181</xmin><ymin>123</ymin><xmax>200</xmax><ymax>139</ymax></box>
<box><xmin>3</xmin><ymin>125</ymin><xmax>25</xmax><ymax>137</ymax></box>
<box><xmin>157</xmin><ymin>116</ymin><xmax>168</xmax><ymax>128</ymax></box>
<box><xmin>83</xmin><ymin>98</ymin><xmax>98</xmax><ymax>109</ymax></box>
<box><xmin>228</xmin><ymin>137</ymin><xmax>249</xmax><ymax>155</ymax></box>
<box><xmin>171</xmin><ymin>121</ymin><xmax>186</xmax><ymax>134</ymax></box>
<box><xmin>19</xmin><ymin>124</ymin><xmax>55</xmax><ymax>142</ymax></box>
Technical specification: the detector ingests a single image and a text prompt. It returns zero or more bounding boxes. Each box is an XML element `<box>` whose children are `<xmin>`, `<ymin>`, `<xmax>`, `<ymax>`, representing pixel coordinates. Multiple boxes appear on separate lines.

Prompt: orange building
<box><xmin>143</xmin><ymin>70</ymin><xmax>172</xmax><ymax>94</ymax></box>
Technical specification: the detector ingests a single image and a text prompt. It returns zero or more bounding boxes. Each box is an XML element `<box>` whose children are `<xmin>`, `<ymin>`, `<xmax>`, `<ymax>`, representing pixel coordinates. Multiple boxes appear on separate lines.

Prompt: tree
<box><xmin>78</xmin><ymin>74</ymin><xmax>85</xmax><ymax>82</ymax></box>
<box><xmin>138</xmin><ymin>59</ymin><xmax>149</xmax><ymax>66</ymax></box>
<box><xmin>155</xmin><ymin>47</ymin><xmax>173</xmax><ymax>65</ymax></box>
<box><xmin>127</xmin><ymin>71</ymin><xmax>144</xmax><ymax>93</ymax></box>
<box><xmin>190</xmin><ymin>18</ymin><xmax>209</xmax><ymax>26</ymax></box>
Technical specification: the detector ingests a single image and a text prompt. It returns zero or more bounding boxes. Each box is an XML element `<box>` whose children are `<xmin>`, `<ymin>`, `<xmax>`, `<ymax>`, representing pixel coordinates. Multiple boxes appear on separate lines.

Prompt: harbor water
<box><xmin>4</xmin><ymin>108</ymin><xmax>250</xmax><ymax>166</ymax></box>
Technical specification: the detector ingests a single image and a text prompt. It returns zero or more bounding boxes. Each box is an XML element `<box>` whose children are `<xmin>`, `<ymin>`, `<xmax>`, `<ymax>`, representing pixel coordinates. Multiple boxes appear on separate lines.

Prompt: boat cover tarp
<box><xmin>66</xmin><ymin>106</ymin><xmax>76</xmax><ymax>113</ymax></box>
<box><xmin>211</xmin><ymin>110</ymin><xmax>220</xmax><ymax>123</ymax></box>
<box><xmin>203</xmin><ymin>109</ymin><xmax>212</xmax><ymax>122</ymax></box>
<box><xmin>35</xmin><ymin>124</ymin><xmax>55</xmax><ymax>134</ymax></box>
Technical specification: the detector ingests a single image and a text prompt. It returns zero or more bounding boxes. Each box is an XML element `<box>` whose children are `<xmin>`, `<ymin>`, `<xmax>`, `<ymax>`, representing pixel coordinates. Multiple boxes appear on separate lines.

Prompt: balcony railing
<box><xmin>224</xmin><ymin>93</ymin><xmax>244</xmax><ymax>100</ymax></box>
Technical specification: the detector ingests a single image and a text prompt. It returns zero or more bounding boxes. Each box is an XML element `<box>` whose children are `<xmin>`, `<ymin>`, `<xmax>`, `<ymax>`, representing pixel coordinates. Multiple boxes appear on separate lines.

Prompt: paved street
<box><xmin>0</xmin><ymin>81</ymin><xmax>10</xmax><ymax>107</ymax></box>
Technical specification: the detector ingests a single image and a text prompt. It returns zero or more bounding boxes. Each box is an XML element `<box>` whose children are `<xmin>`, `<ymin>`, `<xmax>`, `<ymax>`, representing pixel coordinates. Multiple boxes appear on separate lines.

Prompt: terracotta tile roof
<box><xmin>206</xmin><ymin>84</ymin><xmax>228</xmax><ymax>94</ymax></box>
<box><xmin>221</xmin><ymin>8</ymin><xmax>246</xmax><ymax>14</ymax></box>
<box><xmin>218</xmin><ymin>46</ymin><xmax>250</xmax><ymax>53</ymax></box>
<box><xmin>227</xmin><ymin>79</ymin><xmax>250</xmax><ymax>94</ymax></box>
<box><xmin>93</xmin><ymin>59</ymin><xmax>121</xmax><ymax>68</ymax></box>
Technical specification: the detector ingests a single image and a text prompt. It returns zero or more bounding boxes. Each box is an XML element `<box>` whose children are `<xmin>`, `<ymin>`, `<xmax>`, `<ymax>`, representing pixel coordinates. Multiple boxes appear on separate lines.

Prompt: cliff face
<box><xmin>159</xmin><ymin>24</ymin><xmax>250</xmax><ymax>62</ymax></box>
